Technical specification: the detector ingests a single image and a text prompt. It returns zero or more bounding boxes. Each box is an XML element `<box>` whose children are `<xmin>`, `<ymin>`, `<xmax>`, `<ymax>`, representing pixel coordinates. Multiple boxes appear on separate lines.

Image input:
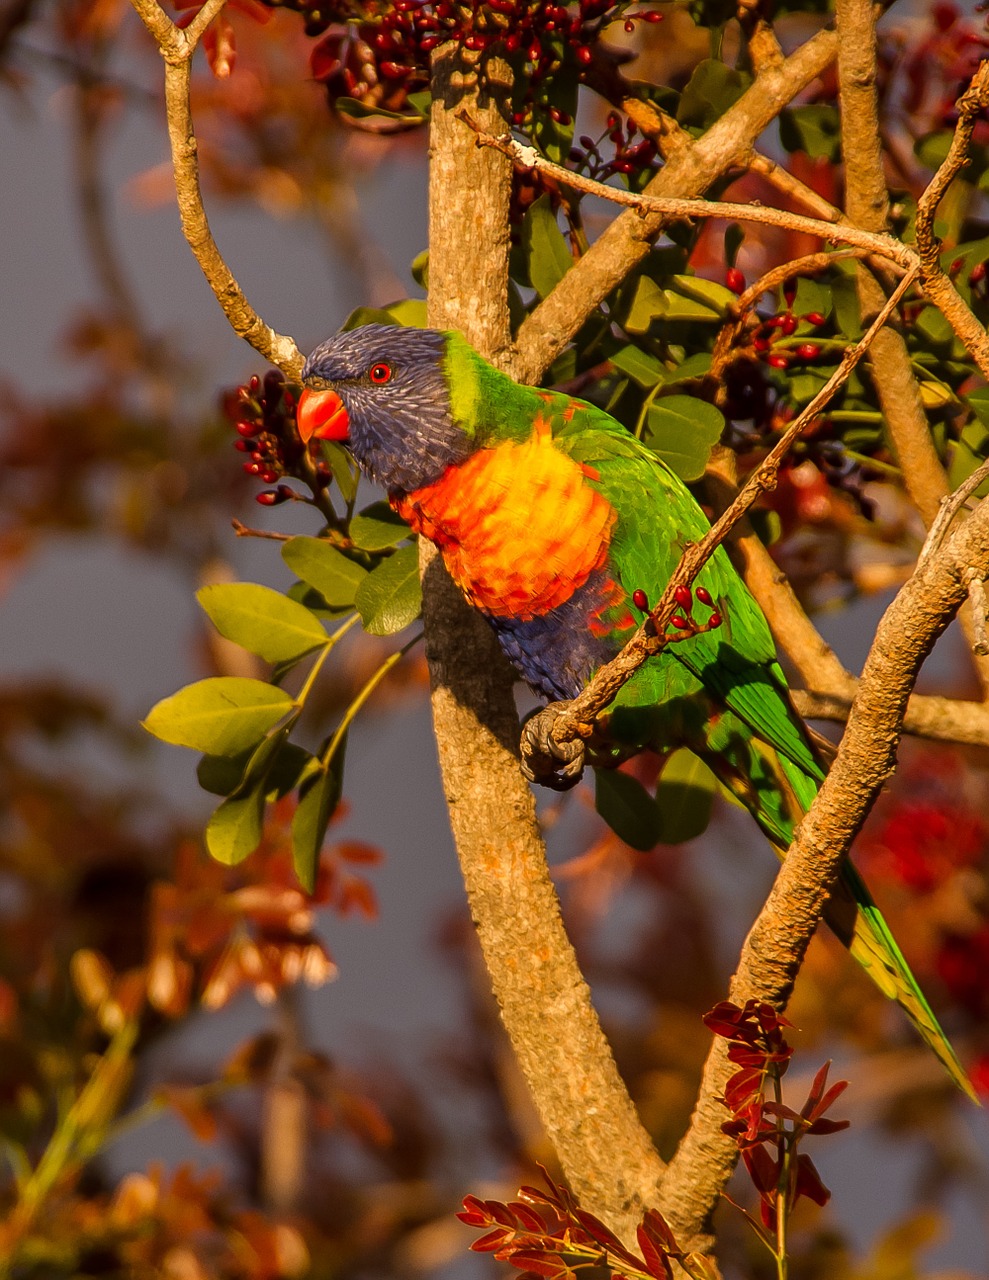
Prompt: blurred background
<box><xmin>2</xmin><ymin>1</ymin><xmax>989</xmax><ymax>1276</ymax></box>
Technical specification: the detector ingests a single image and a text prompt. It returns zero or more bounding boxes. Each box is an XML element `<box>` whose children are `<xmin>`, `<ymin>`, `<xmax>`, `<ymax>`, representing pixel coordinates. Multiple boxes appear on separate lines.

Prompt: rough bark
<box><xmin>423</xmin><ymin>45</ymin><xmax>666</xmax><ymax>1242</ymax></box>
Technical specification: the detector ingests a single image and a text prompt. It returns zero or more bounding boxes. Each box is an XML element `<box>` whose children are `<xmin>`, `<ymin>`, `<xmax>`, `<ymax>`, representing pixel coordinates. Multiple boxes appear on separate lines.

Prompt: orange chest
<box><xmin>392</xmin><ymin>428</ymin><xmax>616</xmax><ymax>619</ymax></box>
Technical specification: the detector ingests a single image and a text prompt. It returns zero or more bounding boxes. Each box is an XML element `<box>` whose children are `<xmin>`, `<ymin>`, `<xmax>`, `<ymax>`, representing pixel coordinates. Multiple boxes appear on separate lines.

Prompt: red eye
<box><xmin>369</xmin><ymin>363</ymin><xmax>392</xmax><ymax>384</ymax></box>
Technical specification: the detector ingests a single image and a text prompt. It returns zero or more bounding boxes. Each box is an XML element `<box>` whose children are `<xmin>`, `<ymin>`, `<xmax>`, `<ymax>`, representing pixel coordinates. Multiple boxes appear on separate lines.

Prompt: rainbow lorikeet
<box><xmin>296</xmin><ymin>323</ymin><xmax>974</xmax><ymax>1100</ymax></box>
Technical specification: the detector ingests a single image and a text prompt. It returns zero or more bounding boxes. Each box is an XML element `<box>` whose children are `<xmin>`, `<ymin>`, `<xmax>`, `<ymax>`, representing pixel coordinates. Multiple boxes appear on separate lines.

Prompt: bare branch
<box><xmin>656</xmin><ymin>486</ymin><xmax>989</xmax><ymax>1246</ymax></box>
<box><xmin>464</xmin><ymin>118</ymin><xmax>915</xmax><ymax>271</ymax></box>
<box><xmin>915</xmin><ymin>61</ymin><xmax>989</xmax><ymax>382</ymax></box>
<box><xmin>130</xmin><ymin>0</ymin><xmax>303</xmax><ymax>376</ymax></box>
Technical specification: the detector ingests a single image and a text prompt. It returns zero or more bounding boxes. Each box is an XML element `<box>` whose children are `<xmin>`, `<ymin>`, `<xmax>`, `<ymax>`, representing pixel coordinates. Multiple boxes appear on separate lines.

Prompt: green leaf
<box><xmin>948</xmin><ymin>418</ymin><xmax>989</xmax><ymax>497</ymax></box>
<box><xmin>829</xmin><ymin>267</ymin><xmax>862</xmax><ymax>339</ymax></box>
<box><xmin>386</xmin><ymin>298</ymin><xmax>427</xmax><ymax>327</ymax></box>
<box><xmin>349</xmin><ymin>502</ymin><xmax>410</xmax><ymax>551</ymax></box>
<box><xmin>594</xmin><ymin>769</ymin><xmax>662</xmax><ymax>852</ymax></box>
<box><xmin>522</xmin><ymin>195</ymin><xmax>573</xmax><ymax>300</ymax></box>
<box><xmin>609</xmin><ymin>344</ymin><xmax>666</xmax><ymax>389</ymax></box>
<box><xmin>334</xmin><ymin>95</ymin><xmax>427</xmax><ymax>124</ymax></box>
<box><xmin>198</xmin><ymin>749</ymin><xmax>251</xmax><ymax>797</ymax></box>
<box><xmin>915</xmin><ymin>130</ymin><xmax>953</xmax><ymax>171</ymax></box>
<box><xmin>197</xmin><ymin>721</ymin><xmax>298</xmax><ymax>799</ymax></box>
<box><xmin>282</xmin><ymin>536</ymin><xmax>368</xmax><ymax>607</ymax></box>
<box><xmin>206</xmin><ymin>786</ymin><xmax>266</xmax><ymax>866</ymax></box>
<box><xmin>667</xmin><ymin>353</ymin><xmax>713</xmax><ymax>384</ymax></box>
<box><xmin>779</xmin><ymin>104</ymin><xmax>841</xmax><ymax>161</ymax></box>
<box><xmin>642</xmin><ymin>396</ymin><xmax>725</xmax><ymax>481</ymax></box>
<box><xmin>676</xmin><ymin>59</ymin><xmax>751</xmax><ymax>131</ymax></box>
<box><xmin>623</xmin><ymin>275</ymin><xmax>731</xmax><ymax>332</ymax></box>
<box><xmin>143</xmin><ymin>679</ymin><xmax>294</xmax><ymax>756</ymax></box>
<box><xmin>792</xmin><ymin>277</ymin><xmax>832</xmax><ymax>320</ymax></box>
<box><xmin>654</xmin><ymin>748</ymin><xmax>717</xmax><ymax>844</ymax></box>
<box><xmin>354</xmin><ymin>544</ymin><xmax>422</xmax><ymax>635</ymax></box>
<box><xmin>321</xmin><ymin>441</ymin><xmax>359</xmax><ymax>504</ymax></box>
<box><xmin>531</xmin><ymin>58</ymin><xmax>578</xmax><ymax>164</ymax></box>
<box><xmin>292</xmin><ymin>739</ymin><xmax>347</xmax><ymax>892</ymax></box>
<box><xmin>197</xmin><ymin>582</ymin><xmax>328</xmax><ymax>664</ymax></box>
<box><xmin>410</xmin><ymin>249</ymin><xmax>429</xmax><ymax>289</ymax></box>
<box><xmin>664</xmin><ymin>275</ymin><xmax>735</xmax><ymax>320</ymax></box>
<box><xmin>624</xmin><ymin>276</ymin><xmax>668</xmax><ymax>334</ymax></box>
<box><xmin>964</xmin><ymin>388</ymin><xmax>989</xmax><ymax>428</ymax></box>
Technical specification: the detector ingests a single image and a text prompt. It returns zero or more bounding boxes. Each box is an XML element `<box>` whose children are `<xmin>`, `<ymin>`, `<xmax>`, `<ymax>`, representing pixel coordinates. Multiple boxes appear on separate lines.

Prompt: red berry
<box><xmin>781</xmin><ymin>312</ymin><xmax>798</xmax><ymax>336</ymax></box>
<box><xmin>236</xmin><ymin>420</ymin><xmax>260</xmax><ymax>437</ymax></box>
<box><xmin>234</xmin><ymin>439</ymin><xmax>251</xmax><ymax>453</ymax></box>
<box><xmin>575</xmin><ymin>44</ymin><xmax>593</xmax><ymax>65</ymax></box>
<box><xmin>260</xmin><ymin>469</ymin><xmax>279</xmax><ymax>484</ymax></box>
<box><xmin>783</xmin><ymin>278</ymin><xmax>797</xmax><ymax>307</ymax></box>
<box><xmin>256</xmin><ymin>489</ymin><xmax>286</xmax><ymax>506</ymax></box>
<box><xmin>671</xmin><ymin>614</ymin><xmax>689</xmax><ymax>630</ymax></box>
<box><xmin>796</xmin><ymin>343</ymin><xmax>821</xmax><ymax>359</ymax></box>
<box><xmin>767</xmin><ymin>354</ymin><xmax>789</xmax><ymax>369</ymax></box>
<box><xmin>674</xmin><ymin>584</ymin><xmax>692</xmax><ymax>610</ymax></box>
<box><xmin>249</xmin><ymin>375</ymin><xmax>261</xmax><ymax>392</ymax></box>
<box><xmin>696</xmin><ymin>586</ymin><xmax>713</xmax><ymax>606</ymax></box>
<box><xmin>970</xmin><ymin>262</ymin><xmax>986</xmax><ymax>283</ymax></box>
<box><xmin>632</xmin><ymin>588</ymin><xmax>649</xmax><ymax>611</ymax></box>
<box><xmin>708</xmin><ymin>612</ymin><xmax>722</xmax><ymax>629</ymax></box>
<box><xmin>803</xmin><ymin>311</ymin><xmax>826</xmax><ymax>326</ymax></box>
<box><xmin>726</xmin><ymin>267</ymin><xmax>745</xmax><ymax>295</ymax></box>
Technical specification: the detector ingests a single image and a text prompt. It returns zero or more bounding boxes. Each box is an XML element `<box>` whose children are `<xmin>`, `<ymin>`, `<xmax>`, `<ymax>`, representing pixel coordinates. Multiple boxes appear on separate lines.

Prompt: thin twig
<box><xmin>965</xmin><ymin>575</ymin><xmax>989</xmax><ymax>656</ymax></box>
<box><xmin>914</xmin><ymin>61</ymin><xmax>989</xmax><ymax>382</ymax></box>
<box><xmin>129</xmin><ymin>0</ymin><xmax>303</xmax><ymax>376</ymax></box>
<box><xmin>920</xmin><ymin>456</ymin><xmax>989</xmax><ymax>562</ymax></box>
<box><xmin>230</xmin><ymin>518</ymin><xmax>293</xmax><ymax>542</ymax></box>
<box><xmin>539</xmin><ymin>267</ymin><xmax>918</xmax><ymax>750</ymax></box>
<box><xmin>461</xmin><ymin>115</ymin><xmax>916</xmax><ymax>271</ymax></box>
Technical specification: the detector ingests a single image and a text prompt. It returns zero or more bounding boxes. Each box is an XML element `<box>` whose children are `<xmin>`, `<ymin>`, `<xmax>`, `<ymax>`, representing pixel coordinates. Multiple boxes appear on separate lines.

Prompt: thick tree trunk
<box><xmin>421</xmin><ymin>44</ymin><xmax>666</xmax><ymax>1243</ymax></box>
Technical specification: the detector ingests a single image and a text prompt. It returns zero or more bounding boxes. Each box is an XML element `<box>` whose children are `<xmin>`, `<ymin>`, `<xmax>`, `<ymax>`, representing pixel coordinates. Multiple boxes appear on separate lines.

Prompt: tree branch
<box><xmin>425</xmin><ymin>44</ymin><xmax>666</xmax><ymax>1245</ymax></box>
<box><xmin>465</xmin><ymin>119</ymin><xmax>915</xmax><ymax>273</ymax></box>
<box><xmin>915</xmin><ymin>60</ymin><xmax>989</xmax><ymax>383</ymax></box>
<box><xmin>836</xmin><ymin>0</ymin><xmax>989</xmax><ymax>694</ymax></box>
<box><xmin>654</xmin><ymin>485</ymin><xmax>989</xmax><ymax>1247</ymax></box>
<box><xmin>129</xmin><ymin>0</ymin><xmax>303</xmax><ymax>376</ymax></box>
<box><xmin>507</xmin><ymin>27</ymin><xmax>840</xmax><ymax>384</ymax></box>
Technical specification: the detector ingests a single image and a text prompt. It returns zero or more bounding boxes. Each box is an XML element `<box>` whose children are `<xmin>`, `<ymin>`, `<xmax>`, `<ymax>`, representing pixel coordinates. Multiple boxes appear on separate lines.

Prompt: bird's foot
<box><xmin>520</xmin><ymin>704</ymin><xmax>586</xmax><ymax>791</ymax></box>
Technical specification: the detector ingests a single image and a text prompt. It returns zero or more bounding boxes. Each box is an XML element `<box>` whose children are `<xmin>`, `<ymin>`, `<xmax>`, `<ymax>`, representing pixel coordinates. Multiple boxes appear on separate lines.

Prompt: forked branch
<box><xmin>129</xmin><ymin>0</ymin><xmax>303</xmax><ymax>376</ymax></box>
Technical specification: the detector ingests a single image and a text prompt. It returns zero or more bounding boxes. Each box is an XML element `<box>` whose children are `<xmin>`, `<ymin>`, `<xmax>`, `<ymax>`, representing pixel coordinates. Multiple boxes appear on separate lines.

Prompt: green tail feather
<box><xmin>704</xmin><ymin>715</ymin><xmax>977</xmax><ymax>1102</ymax></box>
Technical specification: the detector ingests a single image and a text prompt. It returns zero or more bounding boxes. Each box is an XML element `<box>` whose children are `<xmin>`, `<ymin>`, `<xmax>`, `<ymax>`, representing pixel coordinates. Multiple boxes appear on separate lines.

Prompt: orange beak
<box><xmin>297</xmin><ymin>387</ymin><xmax>350</xmax><ymax>442</ymax></box>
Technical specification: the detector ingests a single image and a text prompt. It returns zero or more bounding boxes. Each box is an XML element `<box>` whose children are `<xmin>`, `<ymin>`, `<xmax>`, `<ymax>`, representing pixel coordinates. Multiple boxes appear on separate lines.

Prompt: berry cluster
<box><xmin>633</xmin><ymin>583</ymin><xmax>723</xmax><ymax>638</ymax></box>
<box><xmin>570</xmin><ymin>111</ymin><xmax>658</xmax><ymax>184</ymax></box>
<box><xmin>224</xmin><ymin>369</ymin><xmax>326</xmax><ymax>506</ymax></box>
<box><xmin>732</xmin><ymin>273</ymin><xmax>826</xmax><ymax>372</ymax></box>
<box><xmin>262</xmin><ymin>1</ymin><xmax>663</xmax><ymax>123</ymax></box>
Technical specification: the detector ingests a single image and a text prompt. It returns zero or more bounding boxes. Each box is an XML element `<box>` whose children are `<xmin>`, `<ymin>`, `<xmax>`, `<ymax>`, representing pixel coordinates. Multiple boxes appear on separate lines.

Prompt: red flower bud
<box><xmin>767</xmin><ymin>354</ymin><xmax>789</xmax><ymax>369</ymax></box>
<box><xmin>781</xmin><ymin>312</ymin><xmax>798</xmax><ymax>336</ymax></box>
<box><xmin>796</xmin><ymin>343</ymin><xmax>821</xmax><ymax>359</ymax></box>
<box><xmin>674</xmin><ymin>584</ymin><xmax>692</xmax><ymax>610</ymax></box>
<box><xmin>256</xmin><ymin>489</ymin><xmax>287</xmax><ymax>506</ymax></box>
<box><xmin>632</xmin><ymin>588</ymin><xmax>648</xmax><ymax>611</ymax></box>
<box><xmin>671</xmin><ymin>614</ymin><xmax>689</xmax><ymax>630</ymax></box>
<box><xmin>708</xmin><ymin>612</ymin><xmax>722</xmax><ymax>628</ymax></box>
<box><xmin>696</xmin><ymin>586</ymin><xmax>713</xmax><ymax>606</ymax></box>
<box><xmin>803</xmin><ymin>311</ymin><xmax>826</xmax><ymax>326</ymax></box>
<box><xmin>783</xmin><ymin>278</ymin><xmax>797</xmax><ymax>307</ymax></box>
<box><xmin>726</xmin><ymin>266</ymin><xmax>745</xmax><ymax>295</ymax></box>
<box><xmin>236</xmin><ymin>420</ymin><xmax>260</xmax><ymax>437</ymax></box>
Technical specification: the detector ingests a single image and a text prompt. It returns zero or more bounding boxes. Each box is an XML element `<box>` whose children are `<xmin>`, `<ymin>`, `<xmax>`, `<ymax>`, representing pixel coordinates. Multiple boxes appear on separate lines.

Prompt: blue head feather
<box><xmin>301</xmin><ymin>324</ymin><xmax>473</xmax><ymax>493</ymax></box>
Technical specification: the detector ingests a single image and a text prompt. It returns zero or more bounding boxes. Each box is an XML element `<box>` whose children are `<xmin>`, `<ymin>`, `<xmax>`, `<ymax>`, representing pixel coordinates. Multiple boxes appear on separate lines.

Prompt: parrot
<box><xmin>295</xmin><ymin>322</ymin><xmax>975</xmax><ymax>1101</ymax></box>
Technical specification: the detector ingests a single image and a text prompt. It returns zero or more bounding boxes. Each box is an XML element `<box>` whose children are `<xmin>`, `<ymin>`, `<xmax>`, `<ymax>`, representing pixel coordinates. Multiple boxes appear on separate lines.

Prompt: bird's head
<box><xmin>297</xmin><ymin>324</ymin><xmax>476</xmax><ymax>494</ymax></box>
